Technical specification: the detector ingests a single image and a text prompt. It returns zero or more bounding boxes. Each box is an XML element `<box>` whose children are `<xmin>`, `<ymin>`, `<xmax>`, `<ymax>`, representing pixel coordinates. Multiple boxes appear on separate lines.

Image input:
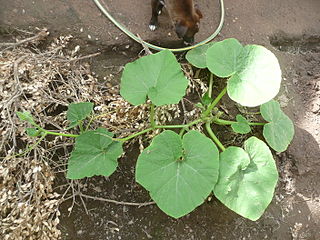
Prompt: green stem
<box><xmin>79</xmin><ymin>120</ymin><xmax>84</xmax><ymax>133</ymax></box>
<box><xmin>205</xmin><ymin>122</ymin><xmax>226</xmax><ymax>151</ymax></box>
<box><xmin>208</xmin><ymin>73</ymin><xmax>213</xmax><ymax>98</ymax></box>
<box><xmin>214</xmin><ymin>118</ymin><xmax>266</xmax><ymax>126</ymax></box>
<box><xmin>85</xmin><ymin>115</ymin><xmax>94</xmax><ymax>131</ymax></box>
<box><xmin>179</xmin><ymin>128</ymin><xmax>186</xmax><ymax>136</ymax></box>
<box><xmin>116</xmin><ymin>128</ymin><xmax>154</xmax><ymax>142</ymax></box>
<box><xmin>43</xmin><ymin>130</ymin><xmax>79</xmax><ymax>138</ymax></box>
<box><xmin>114</xmin><ymin>118</ymin><xmax>204</xmax><ymax>142</ymax></box>
<box><xmin>150</xmin><ymin>103</ymin><xmax>156</xmax><ymax>129</ymax></box>
<box><xmin>202</xmin><ymin>87</ymin><xmax>227</xmax><ymax>118</ymax></box>
<box><xmin>248</xmin><ymin>122</ymin><xmax>266</xmax><ymax>126</ymax></box>
<box><xmin>155</xmin><ymin>118</ymin><xmax>203</xmax><ymax>129</ymax></box>
<box><xmin>6</xmin><ymin>133</ymin><xmax>47</xmax><ymax>159</ymax></box>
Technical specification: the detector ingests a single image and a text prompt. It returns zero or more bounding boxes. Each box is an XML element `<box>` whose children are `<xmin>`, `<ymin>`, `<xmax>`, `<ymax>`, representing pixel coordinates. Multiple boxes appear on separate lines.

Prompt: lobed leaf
<box><xmin>214</xmin><ymin>136</ymin><xmax>278</xmax><ymax>221</ymax></box>
<box><xmin>260</xmin><ymin>100</ymin><xmax>294</xmax><ymax>152</ymax></box>
<box><xmin>136</xmin><ymin>130</ymin><xmax>219</xmax><ymax>218</ymax></box>
<box><xmin>201</xmin><ymin>92</ymin><xmax>213</xmax><ymax>106</ymax></box>
<box><xmin>16</xmin><ymin>111</ymin><xmax>36</xmax><ymax>125</ymax></box>
<box><xmin>67</xmin><ymin>102</ymin><xmax>94</xmax><ymax>127</ymax></box>
<box><xmin>67</xmin><ymin>128</ymin><xmax>123</xmax><ymax>179</ymax></box>
<box><xmin>26</xmin><ymin>128</ymin><xmax>40</xmax><ymax>137</ymax></box>
<box><xmin>120</xmin><ymin>50</ymin><xmax>188</xmax><ymax>106</ymax></box>
<box><xmin>231</xmin><ymin>115</ymin><xmax>251</xmax><ymax>134</ymax></box>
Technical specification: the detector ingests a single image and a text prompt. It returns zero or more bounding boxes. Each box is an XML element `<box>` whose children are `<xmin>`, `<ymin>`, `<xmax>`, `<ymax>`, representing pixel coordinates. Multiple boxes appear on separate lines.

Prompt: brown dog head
<box><xmin>174</xmin><ymin>6</ymin><xmax>203</xmax><ymax>44</ymax></box>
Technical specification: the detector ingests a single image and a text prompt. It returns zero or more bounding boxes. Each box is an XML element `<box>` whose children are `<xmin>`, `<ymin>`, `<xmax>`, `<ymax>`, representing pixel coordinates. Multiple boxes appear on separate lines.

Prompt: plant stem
<box><xmin>85</xmin><ymin>115</ymin><xmax>95</xmax><ymax>131</ymax></box>
<box><xmin>205</xmin><ymin>122</ymin><xmax>226</xmax><ymax>151</ymax></box>
<box><xmin>116</xmin><ymin>128</ymin><xmax>154</xmax><ymax>142</ymax></box>
<box><xmin>5</xmin><ymin>133</ymin><xmax>47</xmax><ymax>159</ymax></box>
<box><xmin>42</xmin><ymin>130</ymin><xmax>79</xmax><ymax>138</ymax></box>
<box><xmin>194</xmin><ymin>69</ymin><xmax>201</xmax><ymax>78</ymax></box>
<box><xmin>150</xmin><ymin>103</ymin><xmax>156</xmax><ymax>129</ymax></box>
<box><xmin>155</xmin><ymin>118</ymin><xmax>203</xmax><ymax>129</ymax></box>
<box><xmin>248</xmin><ymin>122</ymin><xmax>266</xmax><ymax>126</ymax></box>
<box><xmin>208</xmin><ymin>73</ymin><xmax>213</xmax><ymax>98</ymax></box>
<box><xmin>179</xmin><ymin>128</ymin><xmax>186</xmax><ymax>136</ymax></box>
<box><xmin>79</xmin><ymin>120</ymin><xmax>84</xmax><ymax>133</ymax></box>
<box><xmin>202</xmin><ymin>86</ymin><xmax>227</xmax><ymax>118</ymax></box>
<box><xmin>214</xmin><ymin>118</ymin><xmax>266</xmax><ymax>126</ymax></box>
<box><xmin>114</xmin><ymin>118</ymin><xmax>204</xmax><ymax>142</ymax></box>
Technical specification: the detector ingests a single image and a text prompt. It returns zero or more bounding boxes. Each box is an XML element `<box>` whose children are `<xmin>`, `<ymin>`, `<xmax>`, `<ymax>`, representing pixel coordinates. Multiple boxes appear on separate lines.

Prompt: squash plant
<box><xmin>17</xmin><ymin>38</ymin><xmax>294</xmax><ymax>221</ymax></box>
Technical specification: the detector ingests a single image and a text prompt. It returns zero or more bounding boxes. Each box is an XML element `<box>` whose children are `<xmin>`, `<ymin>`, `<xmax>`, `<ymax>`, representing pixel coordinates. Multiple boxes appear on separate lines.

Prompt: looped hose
<box><xmin>92</xmin><ymin>0</ymin><xmax>224</xmax><ymax>52</ymax></box>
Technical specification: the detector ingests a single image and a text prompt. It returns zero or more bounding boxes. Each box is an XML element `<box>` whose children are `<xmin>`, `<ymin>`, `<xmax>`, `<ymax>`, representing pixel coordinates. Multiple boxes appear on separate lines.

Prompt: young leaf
<box><xmin>207</xmin><ymin>38</ymin><xmax>243</xmax><ymax>77</ymax></box>
<box><xmin>201</xmin><ymin>92</ymin><xmax>213</xmax><ymax>106</ymax></box>
<box><xmin>26</xmin><ymin>128</ymin><xmax>40</xmax><ymax>137</ymax></box>
<box><xmin>120</xmin><ymin>50</ymin><xmax>188</xmax><ymax>106</ymax></box>
<box><xmin>16</xmin><ymin>111</ymin><xmax>36</xmax><ymax>125</ymax></box>
<box><xmin>206</xmin><ymin>39</ymin><xmax>282</xmax><ymax>107</ymax></box>
<box><xmin>260</xmin><ymin>100</ymin><xmax>294</xmax><ymax>152</ymax></box>
<box><xmin>67</xmin><ymin>128</ymin><xmax>123</xmax><ymax>179</ymax></box>
<box><xmin>67</xmin><ymin>102</ymin><xmax>94</xmax><ymax>127</ymax></box>
<box><xmin>136</xmin><ymin>130</ymin><xmax>219</xmax><ymax>218</ymax></box>
<box><xmin>231</xmin><ymin>114</ymin><xmax>251</xmax><ymax>134</ymax></box>
<box><xmin>214</xmin><ymin>137</ymin><xmax>278</xmax><ymax>221</ymax></box>
<box><xmin>186</xmin><ymin>43</ymin><xmax>214</xmax><ymax>69</ymax></box>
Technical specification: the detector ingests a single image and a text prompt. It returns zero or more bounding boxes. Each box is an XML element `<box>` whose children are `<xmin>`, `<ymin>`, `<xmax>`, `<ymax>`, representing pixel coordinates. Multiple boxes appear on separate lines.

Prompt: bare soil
<box><xmin>1</xmin><ymin>0</ymin><xmax>320</xmax><ymax>239</ymax></box>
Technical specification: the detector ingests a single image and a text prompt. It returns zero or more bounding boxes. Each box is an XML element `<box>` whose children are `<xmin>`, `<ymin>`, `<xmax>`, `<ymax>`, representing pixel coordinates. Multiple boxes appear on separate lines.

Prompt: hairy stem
<box><xmin>205</xmin><ymin>122</ymin><xmax>226</xmax><ymax>151</ymax></box>
<box><xmin>214</xmin><ymin>118</ymin><xmax>266</xmax><ymax>126</ymax></box>
<box><xmin>150</xmin><ymin>103</ymin><xmax>156</xmax><ymax>129</ymax></box>
<box><xmin>202</xmin><ymin>86</ymin><xmax>227</xmax><ymax>118</ymax></box>
<box><xmin>155</xmin><ymin>118</ymin><xmax>203</xmax><ymax>129</ymax></box>
<box><xmin>42</xmin><ymin>130</ymin><xmax>79</xmax><ymax>138</ymax></box>
<box><xmin>116</xmin><ymin>128</ymin><xmax>154</xmax><ymax>142</ymax></box>
<box><xmin>79</xmin><ymin>120</ymin><xmax>84</xmax><ymax>133</ymax></box>
<box><xmin>5</xmin><ymin>133</ymin><xmax>48</xmax><ymax>159</ymax></box>
<box><xmin>179</xmin><ymin>128</ymin><xmax>186</xmax><ymax>136</ymax></box>
<box><xmin>115</xmin><ymin>118</ymin><xmax>204</xmax><ymax>142</ymax></box>
<box><xmin>208</xmin><ymin>73</ymin><xmax>213</xmax><ymax>98</ymax></box>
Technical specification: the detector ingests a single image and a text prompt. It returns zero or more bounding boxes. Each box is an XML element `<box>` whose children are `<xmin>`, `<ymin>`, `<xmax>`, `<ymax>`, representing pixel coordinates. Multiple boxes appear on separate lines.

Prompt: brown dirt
<box><xmin>1</xmin><ymin>0</ymin><xmax>320</xmax><ymax>239</ymax></box>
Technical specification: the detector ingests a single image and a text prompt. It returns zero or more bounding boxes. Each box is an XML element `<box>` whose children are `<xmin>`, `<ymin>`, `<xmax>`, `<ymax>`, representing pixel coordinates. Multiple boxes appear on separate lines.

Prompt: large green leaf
<box><xmin>186</xmin><ymin>43</ymin><xmax>214</xmax><ymax>68</ymax></box>
<box><xmin>206</xmin><ymin>38</ymin><xmax>243</xmax><ymax>77</ymax></box>
<box><xmin>136</xmin><ymin>130</ymin><xmax>219</xmax><ymax>218</ymax></box>
<box><xmin>231</xmin><ymin>114</ymin><xmax>251</xmax><ymax>134</ymax></box>
<box><xmin>206</xmin><ymin>39</ymin><xmax>282</xmax><ymax>107</ymax></box>
<box><xmin>227</xmin><ymin>45</ymin><xmax>282</xmax><ymax>107</ymax></box>
<box><xmin>260</xmin><ymin>100</ymin><xmax>294</xmax><ymax>152</ymax></box>
<box><xmin>67</xmin><ymin>102</ymin><xmax>94</xmax><ymax>127</ymax></box>
<box><xmin>67</xmin><ymin>128</ymin><xmax>123</xmax><ymax>179</ymax></box>
<box><xmin>120</xmin><ymin>50</ymin><xmax>188</xmax><ymax>106</ymax></box>
<box><xmin>214</xmin><ymin>137</ymin><xmax>278</xmax><ymax>221</ymax></box>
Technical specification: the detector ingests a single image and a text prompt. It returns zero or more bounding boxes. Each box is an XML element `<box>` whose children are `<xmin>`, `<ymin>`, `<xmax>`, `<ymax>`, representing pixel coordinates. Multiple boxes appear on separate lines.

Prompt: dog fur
<box><xmin>149</xmin><ymin>0</ymin><xmax>203</xmax><ymax>44</ymax></box>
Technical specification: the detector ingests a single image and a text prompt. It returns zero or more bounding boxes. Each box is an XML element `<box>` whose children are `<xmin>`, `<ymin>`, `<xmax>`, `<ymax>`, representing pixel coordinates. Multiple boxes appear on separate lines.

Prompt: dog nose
<box><xmin>183</xmin><ymin>36</ymin><xmax>194</xmax><ymax>45</ymax></box>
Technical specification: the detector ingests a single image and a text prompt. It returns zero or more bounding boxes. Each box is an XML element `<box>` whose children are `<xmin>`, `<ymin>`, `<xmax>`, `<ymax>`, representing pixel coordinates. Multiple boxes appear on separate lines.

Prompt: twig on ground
<box><xmin>137</xmin><ymin>34</ymin><xmax>152</xmax><ymax>55</ymax></box>
<box><xmin>0</xmin><ymin>29</ymin><xmax>48</xmax><ymax>48</ymax></box>
<box><xmin>61</xmin><ymin>52</ymin><xmax>101</xmax><ymax>63</ymax></box>
<box><xmin>63</xmin><ymin>192</ymin><xmax>155</xmax><ymax>208</ymax></box>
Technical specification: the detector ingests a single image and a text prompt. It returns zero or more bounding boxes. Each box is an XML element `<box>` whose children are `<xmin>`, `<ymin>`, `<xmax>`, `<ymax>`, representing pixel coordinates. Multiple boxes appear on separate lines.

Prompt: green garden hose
<box><xmin>92</xmin><ymin>0</ymin><xmax>225</xmax><ymax>52</ymax></box>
